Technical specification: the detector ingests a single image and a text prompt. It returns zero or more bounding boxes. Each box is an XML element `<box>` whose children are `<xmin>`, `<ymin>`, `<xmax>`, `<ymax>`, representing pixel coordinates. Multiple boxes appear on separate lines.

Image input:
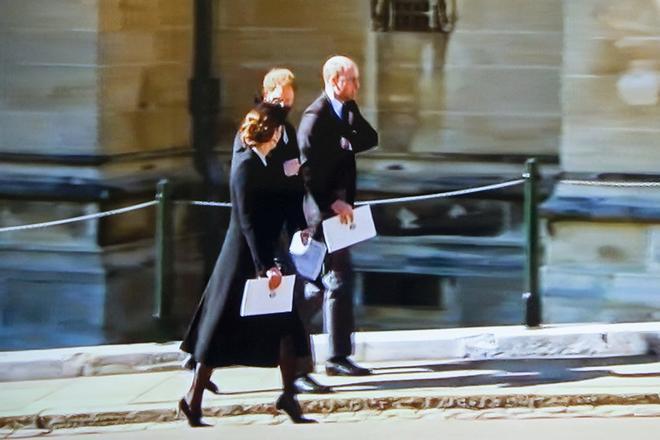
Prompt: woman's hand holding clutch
<box><xmin>299</xmin><ymin>227</ymin><xmax>316</xmax><ymax>246</ymax></box>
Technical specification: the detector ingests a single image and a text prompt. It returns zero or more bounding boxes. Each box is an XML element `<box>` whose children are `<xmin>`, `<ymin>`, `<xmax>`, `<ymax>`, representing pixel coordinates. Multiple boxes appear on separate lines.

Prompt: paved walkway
<box><xmin>17</xmin><ymin>415</ymin><xmax>660</xmax><ymax>440</ymax></box>
<box><xmin>2</xmin><ymin>356</ymin><xmax>660</xmax><ymax>433</ymax></box>
<box><xmin>1</xmin><ymin>323</ymin><xmax>659</xmax><ymax>434</ymax></box>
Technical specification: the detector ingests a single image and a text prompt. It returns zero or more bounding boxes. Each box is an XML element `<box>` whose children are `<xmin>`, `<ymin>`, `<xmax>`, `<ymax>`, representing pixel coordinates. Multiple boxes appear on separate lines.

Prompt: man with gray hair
<box><xmin>297</xmin><ymin>55</ymin><xmax>378</xmax><ymax>376</ymax></box>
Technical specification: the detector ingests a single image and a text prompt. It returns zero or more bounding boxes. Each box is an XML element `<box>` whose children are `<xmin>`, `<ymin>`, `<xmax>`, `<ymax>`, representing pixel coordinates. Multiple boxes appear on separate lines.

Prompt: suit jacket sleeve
<box><xmin>231</xmin><ymin>160</ymin><xmax>274</xmax><ymax>275</ymax></box>
<box><xmin>298</xmin><ymin>108</ymin><xmax>337</xmax><ymax>214</ymax></box>
<box><xmin>342</xmin><ymin>101</ymin><xmax>379</xmax><ymax>154</ymax></box>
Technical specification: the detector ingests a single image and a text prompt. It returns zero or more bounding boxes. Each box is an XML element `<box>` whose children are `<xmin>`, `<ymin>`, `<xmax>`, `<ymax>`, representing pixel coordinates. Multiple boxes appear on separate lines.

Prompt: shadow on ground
<box><xmin>330</xmin><ymin>355</ymin><xmax>660</xmax><ymax>391</ymax></box>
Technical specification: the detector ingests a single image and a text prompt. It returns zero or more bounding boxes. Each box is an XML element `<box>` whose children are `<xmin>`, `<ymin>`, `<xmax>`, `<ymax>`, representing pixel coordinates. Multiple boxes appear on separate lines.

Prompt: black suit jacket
<box><xmin>297</xmin><ymin>93</ymin><xmax>378</xmax><ymax>222</ymax></box>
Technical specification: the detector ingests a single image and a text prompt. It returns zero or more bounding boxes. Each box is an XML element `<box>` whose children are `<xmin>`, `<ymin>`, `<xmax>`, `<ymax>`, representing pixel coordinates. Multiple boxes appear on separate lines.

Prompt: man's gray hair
<box><xmin>322</xmin><ymin>55</ymin><xmax>357</xmax><ymax>85</ymax></box>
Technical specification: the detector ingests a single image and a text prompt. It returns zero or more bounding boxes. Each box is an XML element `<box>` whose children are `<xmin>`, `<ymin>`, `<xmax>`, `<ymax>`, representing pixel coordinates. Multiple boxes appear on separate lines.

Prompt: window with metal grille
<box><xmin>371</xmin><ymin>0</ymin><xmax>454</xmax><ymax>32</ymax></box>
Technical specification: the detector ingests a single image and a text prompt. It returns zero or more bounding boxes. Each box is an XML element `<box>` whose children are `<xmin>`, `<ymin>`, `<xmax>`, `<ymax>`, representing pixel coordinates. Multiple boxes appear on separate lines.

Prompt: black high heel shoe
<box><xmin>177</xmin><ymin>398</ymin><xmax>211</xmax><ymax>427</ymax></box>
<box><xmin>275</xmin><ymin>393</ymin><xmax>317</xmax><ymax>424</ymax></box>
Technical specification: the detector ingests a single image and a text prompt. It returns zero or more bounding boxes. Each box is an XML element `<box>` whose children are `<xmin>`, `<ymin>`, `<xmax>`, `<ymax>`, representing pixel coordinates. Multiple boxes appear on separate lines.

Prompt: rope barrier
<box><xmin>180</xmin><ymin>179</ymin><xmax>526</xmax><ymax>209</ymax></box>
<box><xmin>0</xmin><ymin>178</ymin><xmax>525</xmax><ymax>233</ymax></box>
<box><xmin>0</xmin><ymin>200</ymin><xmax>158</xmax><ymax>233</ymax></box>
<box><xmin>176</xmin><ymin>200</ymin><xmax>233</xmax><ymax>208</ymax></box>
<box><xmin>355</xmin><ymin>178</ymin><xmax>525</xmax><ymax>206</ymax></box>
<box><xmin>560</xmin><ymin>179</ymin><xmax>660</xmax><ymax>188</ymax></box>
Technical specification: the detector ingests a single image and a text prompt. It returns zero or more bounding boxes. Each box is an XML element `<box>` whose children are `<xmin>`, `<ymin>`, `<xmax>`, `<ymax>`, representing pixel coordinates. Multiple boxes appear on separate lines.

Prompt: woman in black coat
<box><xmin>178</xmin><ymin>103</ymin><xmax>315</xmax><ymax>426</ymax></box>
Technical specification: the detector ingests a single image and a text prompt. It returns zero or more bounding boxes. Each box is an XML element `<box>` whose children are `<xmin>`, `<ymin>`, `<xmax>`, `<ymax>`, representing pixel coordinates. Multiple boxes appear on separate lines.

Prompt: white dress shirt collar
<box><xmin>324</xmin><ymin>88</ymin><xmax>344</xmax><ymax>120</ymax></box>
<box><xmin>281</xmin><ymin>125</ymin><xmax>288</xmax><ymax>144</ymax></box>
<box><xmin>251</xmin><ymin>147</ymin><xmax>268</xmax><ymax>166</ymax></box>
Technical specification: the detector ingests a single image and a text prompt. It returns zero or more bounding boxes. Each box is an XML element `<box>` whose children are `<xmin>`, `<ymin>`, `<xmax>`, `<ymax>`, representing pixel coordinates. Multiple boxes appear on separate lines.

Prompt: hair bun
<box><xmin>256</xmin><ymin>102</ymin><xmax>287</xmax><ymax>126</ymax></box>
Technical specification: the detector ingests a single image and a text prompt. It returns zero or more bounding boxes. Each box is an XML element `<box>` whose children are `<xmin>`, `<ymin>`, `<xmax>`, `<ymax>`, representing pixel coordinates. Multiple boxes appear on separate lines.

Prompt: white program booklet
<box><xmin>322</xmin><ymin>204</ymin><xmax>377</xmax><ymax>253</ymax></box>
<box><xmin>240</xmin><ymin>274</ymin><xmax>295</xmax><ymax>317</ymax></box>
<box><xmin>289</xmin><ymin>231</ymin><xmax>326</xmax><ymax>280</ymax></box>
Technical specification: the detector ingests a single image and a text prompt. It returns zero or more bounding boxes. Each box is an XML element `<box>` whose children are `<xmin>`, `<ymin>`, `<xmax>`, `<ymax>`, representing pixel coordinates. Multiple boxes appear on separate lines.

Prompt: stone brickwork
<box><xmin>541</xmin><ymin>0</ymin><xmax>660</xmax><ymax>323</ymax></box>
<box><xmin>562</xmin><ymin>0</ymin><xmax>660</xmax><ymax>174</ymax></box>
<box><xmin>2</xmin><ymin>0</ymin><xmax>659</xmax><ymax>348</ymax></box>
<box><xmin>0</xmin><ymin>0</ymin><xmax>199</xmax><ymax>349</ymax></box>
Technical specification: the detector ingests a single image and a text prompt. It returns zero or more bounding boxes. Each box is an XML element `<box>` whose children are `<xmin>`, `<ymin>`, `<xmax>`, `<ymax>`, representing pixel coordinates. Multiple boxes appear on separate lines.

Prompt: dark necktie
<box><xmin>341</xmin><ymin>104</ymin><xmax>351</xmax><ymax>125</ymax></box>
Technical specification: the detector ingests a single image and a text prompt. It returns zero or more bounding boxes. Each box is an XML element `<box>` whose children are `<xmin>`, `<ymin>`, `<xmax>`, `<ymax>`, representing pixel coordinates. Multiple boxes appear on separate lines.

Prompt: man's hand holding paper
<box><xmin>322</xmin><ymin>204</ymin><xmax>376</xmax><ymax>253</ymax></box>
<box><xmin>331</xmin><ymin>199</ymin><xmax>354</xmax><ymax>225</ymax></box>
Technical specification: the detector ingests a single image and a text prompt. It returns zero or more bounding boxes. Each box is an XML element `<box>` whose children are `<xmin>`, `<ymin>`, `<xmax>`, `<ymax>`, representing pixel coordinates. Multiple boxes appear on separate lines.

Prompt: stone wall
<box><xmin>541</xmin><ymin>0</ymin><xmax>660</xmax><ymax>323</ymax></box>
<box><xmin>212</xmin><ymin>0</ymin><xmax>562</xmax><ymax>160</ymax></box>
<box><xmin>3</xmin><ymin>0</ymin><xmax>658</xmax><ymax>348</ymax></box>
<box><xmin>561</xmin><ymin>0</ymin><xmax>660</xmax><ymax>173</ymax></box>
<box><xmin>0</xmin><ymin>0</ymin><xmax>200</xmax><ymax>349</ymax></box>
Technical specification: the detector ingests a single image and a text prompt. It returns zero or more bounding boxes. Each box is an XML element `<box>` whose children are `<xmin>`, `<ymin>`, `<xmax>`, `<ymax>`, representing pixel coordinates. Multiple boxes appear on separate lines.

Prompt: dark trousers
<box><xmin>322</xmin><ymin>247</ymin><xmax>355</xmax><ymax>359</ymax></box>
<box><xmin>294</xmin><ymin>246</ymin><xmax>355</xmax><ymax>375</ymax></box>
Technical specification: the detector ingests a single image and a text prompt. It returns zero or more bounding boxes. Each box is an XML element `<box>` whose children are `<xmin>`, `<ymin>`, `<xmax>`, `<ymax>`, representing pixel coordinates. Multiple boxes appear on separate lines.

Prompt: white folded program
<box><xmin>322</xmin><ymin>204</ymin><xmax>377</xmax><ymax>253</ymax></box>
<box><xmin>240</xmin><ymin>274</ymin><xmax>295</xmax><ymax>317</ymax></box>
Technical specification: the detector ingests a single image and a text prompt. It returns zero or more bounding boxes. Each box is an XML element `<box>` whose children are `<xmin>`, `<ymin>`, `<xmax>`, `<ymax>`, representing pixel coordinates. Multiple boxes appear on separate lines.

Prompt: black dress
<box><xmin>180</xmin><ymin>144</ymin><xmax>310</xmax><ymax>368</ymax></box>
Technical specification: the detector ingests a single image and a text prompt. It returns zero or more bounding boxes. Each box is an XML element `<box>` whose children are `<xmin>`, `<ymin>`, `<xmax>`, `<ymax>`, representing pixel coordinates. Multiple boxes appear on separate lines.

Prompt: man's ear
<box><xmin>330</xmin><ymin>74</ymin><xmax>341</xmax><ymax>92</ymax></box>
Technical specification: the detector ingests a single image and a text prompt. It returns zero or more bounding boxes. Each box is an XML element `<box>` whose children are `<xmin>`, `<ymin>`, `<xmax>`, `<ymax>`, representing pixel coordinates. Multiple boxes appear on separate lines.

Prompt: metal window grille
<box><xmin>372</xmin><ymin>0</ymin><xmax>454</xmax><ymax>32</ymax></box>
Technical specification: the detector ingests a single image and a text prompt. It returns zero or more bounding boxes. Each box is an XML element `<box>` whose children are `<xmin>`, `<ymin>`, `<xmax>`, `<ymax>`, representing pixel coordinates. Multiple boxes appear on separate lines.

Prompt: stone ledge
<box><xmin>2</xmin><ymin>393</ymin><xmax>660</xmax><ymax>431</ymax></box>
<box><xmin>2</xmin><ymin>323</ymin><xmax>660</xmax><ymax>382</ymax></box>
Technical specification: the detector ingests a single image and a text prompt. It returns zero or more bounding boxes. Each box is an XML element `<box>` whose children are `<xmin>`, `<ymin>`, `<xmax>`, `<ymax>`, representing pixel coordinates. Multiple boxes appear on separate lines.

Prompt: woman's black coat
<box><xmin>180</xmin><ymin>139</ymin><xmax>309</xmax><ymax>368</ymax></box>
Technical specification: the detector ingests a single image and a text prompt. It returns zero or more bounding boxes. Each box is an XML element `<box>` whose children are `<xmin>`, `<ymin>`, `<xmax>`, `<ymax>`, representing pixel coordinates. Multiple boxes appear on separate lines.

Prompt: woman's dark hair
<box><xmin>239</xmin><ymin>102</ymin><xmax>287</xmax><ymax>147</ymax></box>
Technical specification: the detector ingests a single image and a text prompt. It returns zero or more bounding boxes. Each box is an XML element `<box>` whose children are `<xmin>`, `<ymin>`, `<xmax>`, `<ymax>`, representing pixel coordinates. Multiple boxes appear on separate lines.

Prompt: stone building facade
<box><xmin>1</xmin><ymin>0</ymin><xmax>658</xmax><ymax>349</ymax></box>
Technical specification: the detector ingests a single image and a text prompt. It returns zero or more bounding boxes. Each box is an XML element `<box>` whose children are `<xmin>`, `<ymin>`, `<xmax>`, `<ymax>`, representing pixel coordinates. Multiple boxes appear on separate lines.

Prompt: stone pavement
<box><xmin>1</xmin><ymin>323</ymin><xmax>660</xmax><ymax>434</ymax></box>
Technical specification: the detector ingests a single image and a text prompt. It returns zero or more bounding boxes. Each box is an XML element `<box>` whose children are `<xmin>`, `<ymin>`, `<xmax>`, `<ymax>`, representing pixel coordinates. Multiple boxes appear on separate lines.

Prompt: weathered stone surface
<box><xmin>0</xmin><ymin>0</ymin><xmax>99</xmax><ymax>30</ymax></box>
<box><xmin>564</xmin><ymin>76</ymin><xmax>660</xmax><ymax>129</ymax></box>
<box><xmin>0</xmin><ymin>65</ymin><xmax>97</xmax><ymax>113</ymax></box>
<box><xmin>544</xmin><ymin>221</ymin><xmax>648</xmax><ymax>266</ymax></box>
<box><xmin>3</xmin><ymin>323</ymin><xmax>659</xmax><ymax>382</ymax></box>
<box><xmin>212</xmin><ymin>0</ymin><xmax>562</xmax><ymax>158</ymax></box>
<box><xmin>98</xmin><ymin>0</ymin><xmax>193</xmax><ymax>32</ymax></box>
<box><xmin>401</xmin><ymin>112</ymin><xmax>560</xmax><ymax>155</ymax></box>
<box><xmin>99</xmin><ymin>109</ymin><xmax>190</xmax><ymax>153</ymax></box>
<box><xmin>608</xmin><ymin>273</ymin><xmax>660</xmax><ymax>307</ymax></box>
<box><xmin>0</xmin><ymin>29</ymin><xmax>97</xmax><ymax>65</ymax></box>
<box><xmin>0</xmin><ymin>111</ymin><xmax>97</xmax><ymax>154</ymax></box>
<box><xmin>648</xmin><ymin>226</ymin><xmax>660</xmax><ymax>270</ymax></box>
<box><xmin>560</xmin><ymin>0</ymin><xmax>660</xmax><ymax>174</ymax></box>
<box><xmin>446</xmin><ymin>31</ymin><xmax>562</xmax><ymax>67</ymax></box>
<box><xmin>0</xmin><ymin>0</ymin><xmax>193</xmax><ymax>157</ymax></box>
<box><xmin>0</xmin><ymin>201</ymin><xmax>100</xmax><ymax>249</ymax></box>
<box><xmin>561</xmin><ymin>127</ymin><xmax>660</xmax><ymax>174</ymax></box>
<box><xmin>99</xmin><ymin>29</ymin><xmax>192</xmax><ymax>65</ymax></box>
<box><xmin>456</xmin><ymin>0</ymin><xmax>563</xmax><ymax>32</ymax></box>
<box><xmin>3</xmin><ymin>393</ymin><xmax>660</xmax><ymax>431</ymax></box>
<box><xmin>542</xmin><ymin>265</ymin><xmax>660</xmax><ymax>323</ymax></box>
<box><xmin>542</xmin><ymin>41</ymin><xmax>660</xmax><ymax>321</ymax></box>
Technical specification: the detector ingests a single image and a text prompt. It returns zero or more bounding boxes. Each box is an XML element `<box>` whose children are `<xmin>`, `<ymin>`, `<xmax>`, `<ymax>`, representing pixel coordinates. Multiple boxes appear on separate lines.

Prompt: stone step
<box><xmin>2</xmin><ymin>322</ymin><xmax>659</xmax><ymax>382</ymax></box>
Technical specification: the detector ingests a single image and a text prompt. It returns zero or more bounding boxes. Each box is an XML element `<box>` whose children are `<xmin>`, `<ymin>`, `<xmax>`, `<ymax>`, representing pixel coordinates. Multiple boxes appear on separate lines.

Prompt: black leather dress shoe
<box><xmin>325</xmin><ymin>357</ymin><xmax>372</xmax><ymax>376</ymax></box>
<box><xmin>293</xmin><ymin>374</ymin><xmax>333</xmax><ymax>394</ymax></box>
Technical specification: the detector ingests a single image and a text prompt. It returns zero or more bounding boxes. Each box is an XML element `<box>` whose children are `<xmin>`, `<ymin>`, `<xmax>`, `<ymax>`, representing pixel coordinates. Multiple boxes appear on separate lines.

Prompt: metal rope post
<box><xmin>154</xmin><ymin>179</ymin><xmax>174</xmax><ymax>321</ymax></box>
<box><xmin>522</xmin><ymin>158</ymin><xmax>541</xmax><ymax>327</ymax></box>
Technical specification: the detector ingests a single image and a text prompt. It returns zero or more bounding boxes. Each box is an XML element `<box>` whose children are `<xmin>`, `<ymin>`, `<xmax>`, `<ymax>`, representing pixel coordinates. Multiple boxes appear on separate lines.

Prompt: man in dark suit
<box><xmin>297</xmin><ymin>55</ymin><xmax>379</xmax><ymax>376</ymax></box>
<box><xmin>255</xmin><ymin>68</ymin><xmax>332</xmax><ymax>394</ymax></box>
